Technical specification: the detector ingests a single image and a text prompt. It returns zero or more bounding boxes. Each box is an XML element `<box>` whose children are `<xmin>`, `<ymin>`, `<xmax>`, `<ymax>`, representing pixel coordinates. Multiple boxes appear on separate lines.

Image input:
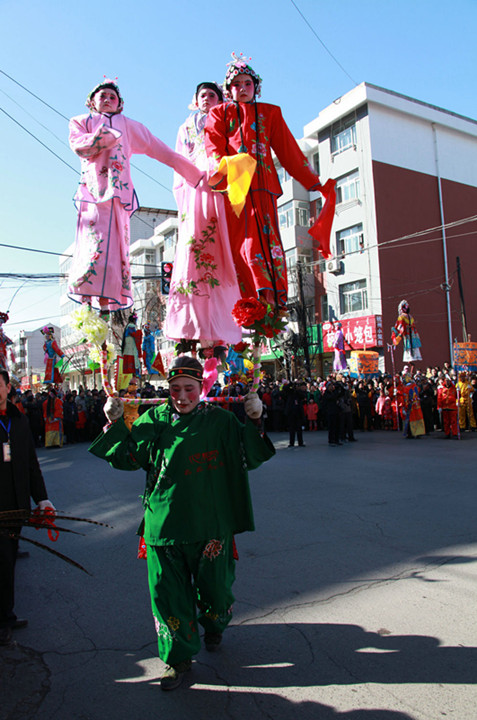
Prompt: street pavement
<box><xmin>1</xmin><ymin>427</ymin><xmax>477</xmax><ymax>719</ymax></box>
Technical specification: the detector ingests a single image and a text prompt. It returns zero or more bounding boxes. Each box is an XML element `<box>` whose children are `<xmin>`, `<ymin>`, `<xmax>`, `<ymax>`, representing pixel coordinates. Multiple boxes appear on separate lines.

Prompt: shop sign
<box><xmin>322</xmin><ymin>315</ymin><xmax>383</xmax><ymax>351</ymax></box>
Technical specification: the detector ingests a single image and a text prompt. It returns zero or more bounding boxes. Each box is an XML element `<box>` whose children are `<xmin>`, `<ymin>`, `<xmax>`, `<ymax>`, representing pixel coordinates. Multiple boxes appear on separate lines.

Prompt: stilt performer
<box><xmin>164</xmin><ymin>81</ymin><xmax>241</xmax><ymax>350</ymax></box>
<box><xmin>391</xmin><ymin>300</ymin><xmax>422</xmax><ymax>362</ymax></box>
<box><xmin>67</xmin><ymin>78</ymin><xmax>204</xmax><ymax>314</ymax></box>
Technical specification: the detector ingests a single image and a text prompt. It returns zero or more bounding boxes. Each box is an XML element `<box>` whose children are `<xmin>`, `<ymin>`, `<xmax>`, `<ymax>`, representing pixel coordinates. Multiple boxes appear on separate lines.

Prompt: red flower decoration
<box><xmin>232</xmin><ymin>298</ymin><xmax>267</xmax><ymax>328</ymax></box>
<box><xmin>233</xmin><ymin>341</ymin><xmax>249</xmax><ymax>353</ymax></box>
<box><xmin>112</xmin><ymin>161</ymin><xmax>123</xmax><ymax>172</ymax></box>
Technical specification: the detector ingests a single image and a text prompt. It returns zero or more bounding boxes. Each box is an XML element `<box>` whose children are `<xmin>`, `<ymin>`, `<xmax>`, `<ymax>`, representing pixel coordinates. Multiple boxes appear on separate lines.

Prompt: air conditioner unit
<box><xmin>326</xmin><ymin>258</ymin><xmax>342</xmax><ymax>274</ymax></box>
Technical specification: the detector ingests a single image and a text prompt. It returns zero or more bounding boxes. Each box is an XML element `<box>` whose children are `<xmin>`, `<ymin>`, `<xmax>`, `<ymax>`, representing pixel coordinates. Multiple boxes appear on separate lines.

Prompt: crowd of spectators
<box><xmin>9</xmin><ymin>363</ymin><xmax>476</xmax><ymax>448</ymax></box>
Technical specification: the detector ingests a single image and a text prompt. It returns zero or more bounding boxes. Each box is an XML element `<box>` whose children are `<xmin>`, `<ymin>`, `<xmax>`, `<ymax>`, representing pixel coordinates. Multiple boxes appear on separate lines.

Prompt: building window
<box><xmin>336</xmin><ymin>224</ymin><xmax>363</xmax><ymax>256</ymax></box>
<box><xmin>279</xmin><ymin>201</ymin><xmax>310</xmax><ymax>228</ymax></box>
<box><xmin>312</xmin><ymin>151</ymin><xmax>320</xmax><ymax>175</ymax></box>
<box><xmin>164</xmin><ymin>231</ymin><xmax>176</xmax><ymax>252</ymax></box>
<box><xmin>279</xmin><ymin>201</ymin><xmax>294</xmax><ymax>229</ymax></box>
<box><xmin>321</xmin><ymin>294</ymin><xmax>329</xmax><ymax>322</ymax></box>
<box><xmin>145</xmin><ymin>251</ymin><xmax>155</xmax><ymax>265</ymax></box>
<box><xmin>276</xmin><ymin>164</ymin><xmax>289</xmax><ymax>186</ymax></box>
<box><xmin>336</xmin><ymin>170</ymin><xmax>360</xmax><ymax>205</ymax></box>
<box><xmin>331</xmin><ymin>113</ymin><xmax>357</xmax><ymax>155</ymax></box>
<box><xmin>339</xmin><ymin>279</ymin><xmax>368</xmax><ymax>315</ymax></box>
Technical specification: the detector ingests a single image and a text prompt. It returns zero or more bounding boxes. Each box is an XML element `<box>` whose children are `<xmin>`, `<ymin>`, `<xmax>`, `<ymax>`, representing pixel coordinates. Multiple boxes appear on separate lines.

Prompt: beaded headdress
<box><xmin>168</xmin><ymin>366</ymin><xmax>203</xmax><ymax>383</ymax></box>
<box><xmin>224</xmin><ymin>52</ymin><xmax>262</xmax><ymax>99</ymax></box>
<box><xmin>86</xmin><ymin>77</ymin><xmax>124</xmax><ymax>113</ymax></box>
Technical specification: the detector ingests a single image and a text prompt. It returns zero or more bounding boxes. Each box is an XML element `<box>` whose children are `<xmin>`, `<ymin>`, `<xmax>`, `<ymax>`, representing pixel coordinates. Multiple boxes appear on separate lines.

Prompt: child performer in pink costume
<box><xmin>164</xmin><ymin>82</ymin><xmax>241</xmax><ymax>347</ymax></box>
<box><xmin>205</xmin><ymin>54</ymin><xmax>336</xmax><ymax>318</ymax></box>
<box><xmin>68</xmin><ymin>79</ymin><xmax>204</xmax><ymax>313</ymax></box>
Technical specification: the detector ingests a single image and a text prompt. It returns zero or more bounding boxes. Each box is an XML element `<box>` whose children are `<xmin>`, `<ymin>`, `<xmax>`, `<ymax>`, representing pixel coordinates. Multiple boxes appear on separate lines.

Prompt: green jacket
<box><xmin>89</xmin><ymin>400</ymin><xmax>275</xmax><ymax>545</ymax></box>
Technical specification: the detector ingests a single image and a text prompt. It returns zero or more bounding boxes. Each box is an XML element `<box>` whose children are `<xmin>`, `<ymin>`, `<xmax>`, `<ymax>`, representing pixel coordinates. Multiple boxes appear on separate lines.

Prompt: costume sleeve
<box><xmin>126</xmin><ymin>118</ymin><xmax>203</xmax><ymax>188</ymax></box>
<box><xmin>204</xmin><ymin>105</ymin><xmax>229</xmax><ymax>190</ymax></box>
<box><xmin>69</xmin><ymin>116</ymin><xmax>122</xmax><ymax>159</ymax></box>
<box><xmin>240</xmin><ymin>416</ymin><xmax>276</xmax><ymax>470</ymax></box>
<box><xmin>269</xmin><ymin>106</ymin><xmax>322</xmax><ymax>190</ymax></box>
<box><xmin>173</xmin><ymin>120</ymin><xmax>190</xmax><ymax>193</ymax></box>
<box><xmin>89</xmin><ymin>409</ymin><xmax>165</xmax><ymax>471</ymax></box>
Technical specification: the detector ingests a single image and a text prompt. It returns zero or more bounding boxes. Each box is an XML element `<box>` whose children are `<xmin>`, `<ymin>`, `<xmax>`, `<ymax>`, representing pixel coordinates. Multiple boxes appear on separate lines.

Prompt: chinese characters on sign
<box><xmin>322</xmin><ymin>315</ymin><xmax>383</xmax><ymax>352</ymax></box>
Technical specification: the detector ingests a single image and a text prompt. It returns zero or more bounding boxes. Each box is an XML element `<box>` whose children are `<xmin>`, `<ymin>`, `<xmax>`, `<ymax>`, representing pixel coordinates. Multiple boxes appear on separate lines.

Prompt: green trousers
<box><xmin>147</xmin><ymin>536</ymin><xmax>236</xmax><ymax>665</ymax></box>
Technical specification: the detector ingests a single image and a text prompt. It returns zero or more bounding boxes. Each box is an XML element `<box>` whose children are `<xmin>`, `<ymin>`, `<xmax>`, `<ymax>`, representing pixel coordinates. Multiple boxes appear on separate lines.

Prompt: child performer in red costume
<box><xmin>205</xmin><ymin>54</ymin><xmax>335</xmax><ymax>323</ymax></box>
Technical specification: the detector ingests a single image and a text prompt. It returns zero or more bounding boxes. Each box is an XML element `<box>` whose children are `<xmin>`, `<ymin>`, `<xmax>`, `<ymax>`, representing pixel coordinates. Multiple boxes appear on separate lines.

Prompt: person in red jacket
<box><xmin>437</xmin><ymin>377</ymin><xmax>458</xmax><ymax>439</ymax></box>
<box><xmin>205</xmin><ymin>53</ymin><xmax>335</xmax><ymax>321</ymax></box>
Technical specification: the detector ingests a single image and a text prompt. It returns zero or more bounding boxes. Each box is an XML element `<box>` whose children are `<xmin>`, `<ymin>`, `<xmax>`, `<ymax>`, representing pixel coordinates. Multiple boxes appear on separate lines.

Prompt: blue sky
<box><xmin>1</xmin><ymin>0</ymin><xmax>476</xmax><ymax>334</ymax></box>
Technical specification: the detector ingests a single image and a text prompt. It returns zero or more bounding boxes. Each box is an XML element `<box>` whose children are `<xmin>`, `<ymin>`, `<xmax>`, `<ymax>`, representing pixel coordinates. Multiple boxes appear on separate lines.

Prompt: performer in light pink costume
<box><xmin>164</xmin><ymin>82</ymin><xmax>241</xmax><ymax>346</ymax></box>
<box><xmin>333</xmin><ymin>322</ymin><xmax>347</xmax><ymax>372</ymax></box>
<box><xmin>68</xmin><ymin>79</ymin><xmax>203</xmax><ymax>312</ymax></box>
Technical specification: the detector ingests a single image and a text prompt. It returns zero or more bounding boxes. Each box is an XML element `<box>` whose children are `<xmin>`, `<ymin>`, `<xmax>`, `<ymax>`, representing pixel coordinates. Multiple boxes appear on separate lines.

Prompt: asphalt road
<box><xmin>2</xmin><ymin>427</ymin><xmax>476</xmax><ymax>720</ymax></box>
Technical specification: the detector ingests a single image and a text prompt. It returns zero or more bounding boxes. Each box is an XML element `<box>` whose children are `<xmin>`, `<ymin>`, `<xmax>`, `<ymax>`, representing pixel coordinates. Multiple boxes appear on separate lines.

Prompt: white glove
<box><xmin>244</xmin><ymin>392</ymin><xmax>263</xmax><ymax>420</ymax></box>
<box><xmin>37</xmin><ymin>500</ymin><xmax>56</xmax><ymax>516</ymax></box>
<box><xmin>104</xmin><ymin>396</ymin><xmax>124</xmax><ymax>423</ymax></box>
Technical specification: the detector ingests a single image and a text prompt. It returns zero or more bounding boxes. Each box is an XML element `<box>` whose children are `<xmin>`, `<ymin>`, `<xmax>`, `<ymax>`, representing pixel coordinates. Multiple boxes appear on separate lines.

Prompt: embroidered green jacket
<box><xmin>89</xmin><ymin>400</ymin><xmax>275</xmax><ymax>545</ymax></box>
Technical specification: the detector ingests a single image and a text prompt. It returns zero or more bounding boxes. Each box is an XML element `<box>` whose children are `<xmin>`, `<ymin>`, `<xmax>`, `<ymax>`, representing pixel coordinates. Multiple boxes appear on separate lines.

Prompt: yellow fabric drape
<box><xmin>216</xmin><ymin>154</ymin><xmax>257</xmax><ymax>217</ymax></box>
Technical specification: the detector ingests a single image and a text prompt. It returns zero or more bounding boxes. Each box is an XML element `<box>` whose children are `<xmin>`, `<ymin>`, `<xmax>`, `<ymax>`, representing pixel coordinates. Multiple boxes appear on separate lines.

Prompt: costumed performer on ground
<box><xmin>164</xmin><ymin>82</ymin><xmax>241</xmax><ymax>349</ymax></box>
<box><xmin>0</xmin><ymin>369</ymin><xmax>56</xmax><ymax>646</ymax></box>
<box><xmin>42</xmin><ymin>388</ymin><xmax>64</xmax><ymax>448</ymax></box>
<box><xmin>333</xmin><ymin>322</ymin><xmax>347</xmax><ymax>372</ymax></box>
<box><xmin>457</xmin><ymin>371</ymin><xmax>476</xmax><ymax>431</ymax></box>
<box><xmin>205</xmin><ymin>53</ymin><xmax>336</xmax><ymax>324</ymax></box>
<box><xmin>391</xmin><ymin>300</ymin><xmax>422</xmax><ymax>362</ymax></box>
<box><xmin>401</xmin><ymin>367</ymin><xmax>425</xmax><ymax>438</ymax></box>
<box><xmin>68</xmin><ymin>79</ymin><xmax>204</xmax><ymax>314</ymax></box>
<box><xmin>89</xmin><ymin>355</ymin><xmax>275</xmax><ymax>691</ymax></box>
<box><xmin>437</xmin><ymin>376</ymin><xmax>458</xmax><ymax>439</ymax></box>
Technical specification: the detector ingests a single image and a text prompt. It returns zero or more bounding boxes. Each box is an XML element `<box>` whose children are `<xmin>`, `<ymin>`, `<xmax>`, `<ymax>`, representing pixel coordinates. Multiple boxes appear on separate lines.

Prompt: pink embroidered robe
<box><xmin>68</xmin><ymin>111</ymin><xmax>203</xmax><ymax>311</ymax></box>
<box><xmin>164</xmin><ymin>111</ymin><xmax>241</xmax><ymax>345</ymax></box>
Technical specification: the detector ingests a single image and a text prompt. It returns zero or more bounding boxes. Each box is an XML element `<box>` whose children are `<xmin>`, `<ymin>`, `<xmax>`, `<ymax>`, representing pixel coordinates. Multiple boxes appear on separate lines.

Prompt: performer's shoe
<box><xmin>0</xmin><ymin>626</ymin><xmax>13</xmax><ymax>646</ymax></box>
<box><xmin>160</xmin><ymin>659</ymin><xmax>191</xmax><ymax>691</ymax></box>
<box><xmin>12</xmin><ymin>618</ymin><xmax>28</xmax><ymax>630</ymax></box>
<box><xmin>204</xmin><ymin>632</ymin><xmax>222</xmax><ymax>652</ymax></box>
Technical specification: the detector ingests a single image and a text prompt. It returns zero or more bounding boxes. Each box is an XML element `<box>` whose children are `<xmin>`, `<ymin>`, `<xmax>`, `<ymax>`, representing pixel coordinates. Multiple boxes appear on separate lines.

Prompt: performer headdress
<box><xmin>86</xmin><ymin>77</ymin><xmax>124</xmax><ymax>113</ymax></box>
<box><xmin>167</xmin><ymin>355</ymin><xmax>203</xmax><ymax>384</ymax></box>
<box><xmin>224</xmin><ymin>52</ymin><xmax>262</xmax><ymax>99</ymax></box>
<box><xmin>398</xmin><ymin>299</ymin><xmax>410</xmax><ymax>315</ymax></box>
<box><xmin>0</xmin><ymin>311</ymin><xmax>9</xmax><ymax>324</ymax></box>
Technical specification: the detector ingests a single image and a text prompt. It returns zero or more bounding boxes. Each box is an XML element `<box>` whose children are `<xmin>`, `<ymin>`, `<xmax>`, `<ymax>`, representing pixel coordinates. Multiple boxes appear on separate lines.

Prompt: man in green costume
<box><xmin>90</xmin><ymin>355</ymin><xmax>275</xmax><ymax>690</ymax></box>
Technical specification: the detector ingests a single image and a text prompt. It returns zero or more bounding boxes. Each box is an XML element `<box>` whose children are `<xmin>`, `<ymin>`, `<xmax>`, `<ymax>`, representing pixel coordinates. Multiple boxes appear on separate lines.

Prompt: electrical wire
<box><xmin>289</xmin><ymin>0</ymin><xmax>359</xmax><ymax>86</ymax></box>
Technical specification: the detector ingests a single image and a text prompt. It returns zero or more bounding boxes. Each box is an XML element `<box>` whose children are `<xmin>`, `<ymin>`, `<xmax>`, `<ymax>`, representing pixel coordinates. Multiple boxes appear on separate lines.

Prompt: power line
<box><xmin>0</xmin><ymin>68</ymin><xmax>173</xmax><ymax>194</ymax></box>
<box><xmin>0</xmin><ymin>104</ymin><xmax>79</xmax><ymax>174</ymax></box>
<box><xmin>289</xmin><ymin>0</ymin><xmax>359</xmax><ymax>86</ymax></box>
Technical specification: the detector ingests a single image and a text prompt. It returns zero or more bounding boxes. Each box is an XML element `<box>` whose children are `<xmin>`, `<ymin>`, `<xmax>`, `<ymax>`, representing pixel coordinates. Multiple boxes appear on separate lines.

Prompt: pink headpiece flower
<box><xmin>224</xmin><ymin>52</ymin><xmax>262</xmax><ymax>99</ymax></box>
<box><xmin>86</xmin><ymin>77</ymin><xmax>124</xmax><ymax>113</ymax></box>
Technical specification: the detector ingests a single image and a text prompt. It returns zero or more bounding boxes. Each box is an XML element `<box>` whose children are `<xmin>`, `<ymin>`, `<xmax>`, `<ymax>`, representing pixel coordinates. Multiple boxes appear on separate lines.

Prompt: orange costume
<box><xmin>437</xmin><ymin>382</ymin><xmax>458</xmax><ymax>438</ymax></box>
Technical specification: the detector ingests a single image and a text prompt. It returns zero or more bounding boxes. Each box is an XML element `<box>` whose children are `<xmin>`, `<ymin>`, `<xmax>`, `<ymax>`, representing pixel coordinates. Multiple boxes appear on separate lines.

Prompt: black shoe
<box><xmin>288</xmin><ymin>444</ymin><xmax>295</xmax><ymax>448</ymax></box>
<box><xmin>160</xmin><ymin>659</ymin><xmax>191</xmax><ymax>691</ymax></box>
<box><xmin>12</xmin><ymin>618</ymin><xmax>28</xmax><ymax>630</ymax></box>
<box><xmin>298</xmin><ymin>443</ymin><xmax>306</xmax><ymax>447</ymax></box>
<box><xmin>0</xmin><ymin>626</ymin><xmax>13</xmax><ymax>646</ymax></box>
<box><xmin>204</xmin><ymin>632</ymin><xmax>222</xmax><ymax>652</ymax></box>
<box><xmin>17</xmin><ymin>550</ymin><xmax>30</xmax><ymax>559</ymax></box>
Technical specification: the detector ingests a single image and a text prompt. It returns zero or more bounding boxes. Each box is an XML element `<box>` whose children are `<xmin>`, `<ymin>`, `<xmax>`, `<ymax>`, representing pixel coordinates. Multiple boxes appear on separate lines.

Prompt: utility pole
<box><xmin>456</xmin><ymin>256</ymin><xmax>468</xmax><ymax>342</ymax></box>
<box><xmin>296</xmin><ymin>261</ymin><xmax>311</xmax><ymax>377</ymax></box>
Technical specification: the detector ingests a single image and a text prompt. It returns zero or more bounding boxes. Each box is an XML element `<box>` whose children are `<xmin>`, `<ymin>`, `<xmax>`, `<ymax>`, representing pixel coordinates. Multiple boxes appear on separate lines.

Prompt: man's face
<box><xmin>0</xmin><ymin>376</ymin><xmax>11</xmax><ymax>410</ymax></box>
<box><xmin>169</xmin><ymin>376</ymin><xmax>202</xmax><ymax>414</ymax></box>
